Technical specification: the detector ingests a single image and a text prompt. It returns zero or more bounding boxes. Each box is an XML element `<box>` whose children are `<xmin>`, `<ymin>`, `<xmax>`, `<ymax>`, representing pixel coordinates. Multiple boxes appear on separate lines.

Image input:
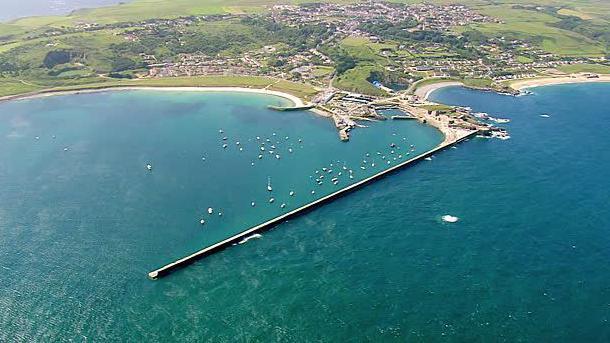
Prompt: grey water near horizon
<box><xmin>1</xmin><ymin>84</ymin><xmax>610</xmax><ymax>341</ymax></box>
<box><xmin>1</xmin><ymin>0</ymin><xmax>129</xmax><ymax>22</ymax></box>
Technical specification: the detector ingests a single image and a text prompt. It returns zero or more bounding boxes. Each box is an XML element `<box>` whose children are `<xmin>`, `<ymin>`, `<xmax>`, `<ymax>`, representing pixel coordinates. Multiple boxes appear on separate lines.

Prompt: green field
<box><xmin>557</xmin><ymin>63</ymin><xmax>610</xmax><ymax>74</ymax></box>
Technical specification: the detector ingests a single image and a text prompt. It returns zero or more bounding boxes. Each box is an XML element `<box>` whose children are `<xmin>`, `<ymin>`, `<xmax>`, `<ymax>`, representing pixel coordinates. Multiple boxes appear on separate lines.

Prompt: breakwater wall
<box><xmin>268</xmin><ymin>104</ymin><xmax>315</xmax><ymax>111</ymax></box>
<box><xmin>148</xmin><ymin>130</ymin><xmax>478</xmax><ymax>279</ymax></box>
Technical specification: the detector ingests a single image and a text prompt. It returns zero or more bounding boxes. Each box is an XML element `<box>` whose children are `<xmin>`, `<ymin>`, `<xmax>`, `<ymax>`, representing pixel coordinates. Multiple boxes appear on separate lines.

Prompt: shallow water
<box><xmin>1</xmin><ymin>84</ymin><xmax>609</xmax><ymax>341</ymax></box>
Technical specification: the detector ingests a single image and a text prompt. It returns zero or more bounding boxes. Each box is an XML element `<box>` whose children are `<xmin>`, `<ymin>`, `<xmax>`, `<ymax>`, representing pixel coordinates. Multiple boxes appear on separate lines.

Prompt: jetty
<box><xmin>147</xmin><ymin>128</ymin><xmax>478</xmax><ymax>279</ymax></box>
<box><xmin>268</xmin><ymin>104</ymin><xmax>315</xmax><ymax>111</ymax></box>
<box><xmin>391</xmin><ymin>115</ymin><xmax>416</xmax><ymax>120</ymax></box>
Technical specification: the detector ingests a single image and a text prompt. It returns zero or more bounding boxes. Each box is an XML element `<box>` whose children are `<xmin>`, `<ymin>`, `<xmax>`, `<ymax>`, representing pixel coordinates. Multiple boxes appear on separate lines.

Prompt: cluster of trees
<box><xmin>552</xmin><ymin>16</ymin><xmax>610</xmax><ymax>47</ymax></box>
<box><xmin>319</xmin><ymin>46</ymin><xmax>355</xmax><ymax>74</ymax></box>
<box><xmin>241</xmin><ymin>17</ymin><xmax>335</xmax><ymax>52</ymax></box>
<box><xmin>359</xmin><ymin>20</ymin><xmax>482</xmax><ymax>59</ymax></box>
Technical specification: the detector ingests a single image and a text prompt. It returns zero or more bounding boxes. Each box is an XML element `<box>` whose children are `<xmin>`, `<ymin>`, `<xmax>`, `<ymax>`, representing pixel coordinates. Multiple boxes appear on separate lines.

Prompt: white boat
<box><xmin>200</xmin><ymin>219</ymin><xmax>205</xmax><ymax>225</ymax></box>
<box><xmin>258</xmin><ymin>154</ymin><xmax>263</xmax><ymax>159</ymax></box>
<box><xmin>146</xmin><ymin>164</ymin><xmax>152</xmax><ymax>171</ymax></box>
<box><xmin>251</xmin><ymin>202</ymin><xmax>256</xmax><ymax>207</ymax></box>
<box><xmin>441</xmin><ymin>215</ymin><xmax>459</xmax><ymax>223</ymax></box>
<box><xmin>288</xmin><ymin>148</ymin><xmax>293</xmax><ymax>153</ymax></box>
<box><xmin>267</xmin><ymin>177</ymin><xmax>273</xmax><ymax>192</ymax></box>
<box><xmin>275</xmin><ymin>154</ymin><xmax>280</xmax><ymax>159</ymax></box>
<box><xmin>222</xmin><ymin>144</ymin><xmax>228</xmax><ymax>148</ymax></box>
<box><xmin>207</xmin><ymin>207</ymin><xmax>213</xmax><ymax>214</ymax></box>
<box><xmin>311</xmin><ymin>190</ymin><xmax>315</xmax><ymax>194</ymax></box>
<box><xmin>219</xmin><ymin>129</ymin><xmax>223</xmax><ymax>134</ymax></box>
<box><xmin>280</xmin><ymin>203</ymin><xmax>286</xmax><ymax>209</ymax></box>
<box><xmin>269</xmin><ymin>197</ymin><xmax>275</xmax><ymax>203</ymax></box>
<box><xmin>236</xmin><ymin>141</ymin><xmax>240</xmax><ymax>145</ymax></box>
<box><xmin>260</xmin><ymin>147</ymin><xmax>265</xmax><ymax>151</ymax></box>
<box><xmin>289</xmin><ymin>191</ymin><xmax>295</xmax><ymax>196</ymax></box>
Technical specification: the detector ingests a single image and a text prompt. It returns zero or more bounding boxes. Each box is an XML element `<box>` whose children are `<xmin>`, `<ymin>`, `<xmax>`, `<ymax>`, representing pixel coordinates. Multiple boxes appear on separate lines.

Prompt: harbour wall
<box><xmin>148</xmin><ymin>130</ymin><xmax>478</xmax><ymax>279</ymax></box>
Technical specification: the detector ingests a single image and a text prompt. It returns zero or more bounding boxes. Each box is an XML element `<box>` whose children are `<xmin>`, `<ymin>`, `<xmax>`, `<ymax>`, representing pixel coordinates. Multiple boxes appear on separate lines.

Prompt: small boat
<box><xmin>271</xmin><ymin>145</ymin><xmax>276</xmax><ymax>149</ymax></box>
<box><xmin>256</xmin><ymin>136</ymin><xmax>260</xmax><ymax>140</ymax></box>
<box><xmin>219</xmin><ymin>129</ymin><xmax>223</xmax><ymax>134</ymax></box>
<box><xmin>275</xmin><ymin>154</ymin><xmax>280</xmax><ymax>159</ymax></box>
<box><xmin>311</xmin><ymin>190</ymin><xmax>315</xmax><ymax>194</ymax></box>
<box><xmin>260</xmin><ymin>147</ymin><xmax>265</xmax><ymax>151</ymax></box>
<box><xmin>222</xmin><ymin>137</ymin><xmax>228</xmax><ymax>141</ymax></box>
<box><xmin>285</xmin><ymin>136</ymin><xmax>289</xmax><ymax>140</ymax></box>
<box><xmin>390</xmin><ymin>143</ymin><xmax>396</xmax><ymax>148</ymax></box>
<box><xmin>298</xmin><ymin>139</ymin><xmax>303</xmax><ymax>143</ymax></box>
<box><xmin>200</xmin><ymin>219</ymin><xmax>205</xmax><ymax>225</ymax></box>
<box><xmin>35</xmin><ymin>136</ymin><xmax>40</xmax><ymax>140</ymax></box>
<box><xmin>289</xmin><ymin>191</ymin><xmax>295</xmax><ymax>196</ymax></box>
<box><xmin>208</xmin><ymin>207</ymin><xmax>213</xmax><ymax>214</ymax></box>
<box><xmin>222</xmin><ymin>144</ymin><xmax>228</xmax><ymax>148</ymax></box>
<box><xmin>251</xmin><ymin>201</ymin><xmax>256</xmax><ymax>207</ymax></box>
<box><xmin>272</xmin><ymin>133</ymin><xmax>276</xmax><ymax>136</ymax></box>
<box><xmin>236</xmin><ymin>141</ymin><xmax>240</xmax><ymax>145</ymax></box>
<box><xmin>269</xmin><ymin>197</ymin><xmax>275</xmax><ymax>203</ymax></box>
<box><xmin>258</xmin><ymin>155</ymin><xmax>263</xmax><ymax>159</ymax></box>
<box><xmin>267</xmin><ymin>177</ymin><xmax>273</xmax><ymax>192</ymax></box>
<box><xmin>288</xmin><ymin>148</ymin><xmax>293</xmax><ymax>153</ymax></box>
<box><xmin>239</xmin><ymin>148</ymin><xmax>243</xmax><ymax>151</ymax></box>
<box><xmin>425</xmin><ymin>157</ymin><xmax>432</xmax><ymax>161</ymax></box>
<box><xmin>280</xmin><ymin>203</ymin><xmax>286</xmax><ymax>209</ymax></box>
<box><xmin>63</xmin><ymin>147</ymin><xmax>69</xmax><ymax>151</ymax></box>
<box><xmin>146</xmin><ymin>164</ymin><xmax>152</xmax><ymax>171</ymax></box>
<box><xmin>371</xmin><ymin>163</ymin><xmax>375</xmax><ymax>167</ymax></box>
<box><xmin>441</xmin><ymin>215</ymin><xmax>459</xmax><ymax>223</ymax></box>
<box><xmin>218</xmin><ymin>212</ymin><xmax>222</xmax><ymax>217</ymax></box>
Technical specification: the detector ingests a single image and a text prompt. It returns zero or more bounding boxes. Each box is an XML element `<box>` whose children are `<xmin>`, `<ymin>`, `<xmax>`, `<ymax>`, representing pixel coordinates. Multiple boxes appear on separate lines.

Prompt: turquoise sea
<box><xmin>1</xmin><ymin>84</ymin><xmax>609</xmax><ymax>341</ymax></box>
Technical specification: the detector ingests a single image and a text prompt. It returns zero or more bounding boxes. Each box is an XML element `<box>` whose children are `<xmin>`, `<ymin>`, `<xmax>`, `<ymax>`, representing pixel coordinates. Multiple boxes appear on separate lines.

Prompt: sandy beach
<box><xmin>414</xmin><ymin>81</ymin><xmax>463</xmax><ymax>100</ymax></box>
<box><xmin>0</xmin><ymin>86</ymin><xmax>306</xmax><ymax>107</ymax></box>
<box><xmin>508</xmin><ymin>75</ymin><xmax>610</xmax><ymax>90</ymax></box>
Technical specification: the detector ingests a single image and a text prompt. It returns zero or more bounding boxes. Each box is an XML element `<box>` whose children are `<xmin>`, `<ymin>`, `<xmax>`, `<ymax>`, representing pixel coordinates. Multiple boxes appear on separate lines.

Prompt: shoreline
<box><xmin>414</xmin><ymin>81</ymin><xmax>464</xmax><ymax>100</ymax></box>
<box><xmin>507</xmin><ymin>75</ymin><xmax>610</xmax><ymax>90</ymax></box>
<box><xmin>0</xmin><ymin>85</ymin><xmax>306</xmax><ymax>107</ymax></box>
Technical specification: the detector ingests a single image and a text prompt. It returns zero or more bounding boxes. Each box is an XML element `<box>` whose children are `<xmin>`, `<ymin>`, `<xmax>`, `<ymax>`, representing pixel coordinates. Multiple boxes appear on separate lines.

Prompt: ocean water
<box><xmin>0</xmin><ymin>84</ymin><xmax>609</xmax><ymax>341</ymax></box>
<box><xmin>1</xmin><ymin>0</ymin><xmax>128</xmax><ymax>22</ymax></box>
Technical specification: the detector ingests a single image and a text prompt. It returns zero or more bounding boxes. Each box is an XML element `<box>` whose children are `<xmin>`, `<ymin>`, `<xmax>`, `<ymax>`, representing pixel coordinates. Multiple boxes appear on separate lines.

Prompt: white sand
<box><xmin>0</xmin><ymin>86</ymin><xmax>306</xmax><ymax>107</ymax></box>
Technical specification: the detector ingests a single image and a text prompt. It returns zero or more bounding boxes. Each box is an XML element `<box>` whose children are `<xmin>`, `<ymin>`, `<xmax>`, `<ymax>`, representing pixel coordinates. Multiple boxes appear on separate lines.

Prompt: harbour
<box><xmin>148</xmin><ymin>127</ymin><xmax>477</xmax><ymax>279</ymax></box>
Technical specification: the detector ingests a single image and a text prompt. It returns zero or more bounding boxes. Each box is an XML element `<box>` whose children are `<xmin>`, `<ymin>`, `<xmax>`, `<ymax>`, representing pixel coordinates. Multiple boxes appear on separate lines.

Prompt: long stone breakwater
<box><xmin>148</xmin><ymin>128</ymin><xmax>479</xmax><ymax>279</ymax></box>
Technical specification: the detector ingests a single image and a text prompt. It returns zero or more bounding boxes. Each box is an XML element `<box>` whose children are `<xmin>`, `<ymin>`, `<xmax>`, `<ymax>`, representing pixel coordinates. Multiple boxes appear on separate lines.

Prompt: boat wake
<box><xmin>238</xmin><ymin>234</ymin><xmax>262</xmax><ymax>245</ymax></box>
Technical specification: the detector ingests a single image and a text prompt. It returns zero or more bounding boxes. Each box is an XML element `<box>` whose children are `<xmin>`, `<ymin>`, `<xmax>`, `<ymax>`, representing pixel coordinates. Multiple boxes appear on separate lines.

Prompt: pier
<box><xmin>148</xmin><ymin>129</ymin><xmax>479</xmax><ymax>279</ymax></box>
<box><xmin>268</xmin><ymin>104</ymin><xmax>315</xmax><ymax>111</ymax></box>
<box><xmin>391</xmin><ymin>115</ymin><xmax>416</xmax><ymax>120</ymax></box>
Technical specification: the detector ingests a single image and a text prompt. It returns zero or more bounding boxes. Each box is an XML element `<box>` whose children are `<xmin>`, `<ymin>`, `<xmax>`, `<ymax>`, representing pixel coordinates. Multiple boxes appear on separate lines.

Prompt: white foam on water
<box><xmin>238</xmin><ymin>234</ymin><xmax>262</xmax><ymax>245</ymax></box>
<box><xmin>441</xmin><ymin>215</ymin><xmax>459</xmax><ymax>223</ymax></box>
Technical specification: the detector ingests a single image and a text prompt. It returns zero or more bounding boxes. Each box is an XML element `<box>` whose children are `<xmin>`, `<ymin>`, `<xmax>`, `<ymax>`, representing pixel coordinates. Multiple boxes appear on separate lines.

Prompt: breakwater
<box><xmin>268</xmin><ymin>104</ymin><xmax>315</xmax><ymax>111</ymax></box>
<box><xmin>148</xmin><ymin>129</ymin><xmax>478</xmax><ymax>279</ymax></box>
